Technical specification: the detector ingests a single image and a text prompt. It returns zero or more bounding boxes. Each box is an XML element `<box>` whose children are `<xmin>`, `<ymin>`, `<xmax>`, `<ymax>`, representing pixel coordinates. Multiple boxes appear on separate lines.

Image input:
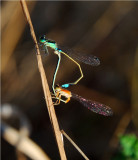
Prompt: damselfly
<box><xmin>39</xmin><ymin>35</ymin><xmax>100</xmax><ymax>94</ymax></box>
<box><xmin>52</xmin><ymin>85</ymin><xmax>113</xmax><ymax>116</ymax></box>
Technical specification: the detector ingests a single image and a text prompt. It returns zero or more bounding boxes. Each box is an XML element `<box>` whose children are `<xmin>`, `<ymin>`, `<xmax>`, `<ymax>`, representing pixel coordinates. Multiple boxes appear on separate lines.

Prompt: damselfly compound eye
<box><xmin>39</xmin><ymin>35</ymin><xmax>46</xmax><ymax>43</ymax></box>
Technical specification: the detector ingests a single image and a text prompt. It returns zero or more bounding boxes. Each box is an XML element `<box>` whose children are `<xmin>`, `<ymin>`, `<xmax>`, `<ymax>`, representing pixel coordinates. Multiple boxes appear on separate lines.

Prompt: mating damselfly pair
<box><xmin>39</xmin><ymin>35</ymin><xmax>113</xmax><ymax>116</ymax></box>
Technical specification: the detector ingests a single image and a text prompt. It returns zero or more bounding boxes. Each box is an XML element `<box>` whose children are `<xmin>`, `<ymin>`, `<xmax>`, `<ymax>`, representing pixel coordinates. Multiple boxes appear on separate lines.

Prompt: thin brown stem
<box><xmin>20</xmin><ymin>0</ymin><xmax>67</xmax><ymax>159</ymax></box>
<box><xmin>61</xmin><ymin>130</ymin><xmax>90</xmax><ymax>160</ymax></box>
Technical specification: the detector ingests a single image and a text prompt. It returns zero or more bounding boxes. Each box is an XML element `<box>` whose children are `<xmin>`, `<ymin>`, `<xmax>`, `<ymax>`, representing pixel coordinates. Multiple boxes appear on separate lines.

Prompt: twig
<box><xmin>61</xmin><ymin>130</ymin><xmax>90</xmax><ymax>160</ymax></box>
<box><xmin>2</xmin><ymin>122</ymin><xmax>50</xmax><ymax>160</ymax></box>
<box><xmin>20</xmin><ymin>0</ymin><xmax>67</xmax><ymax>159</ymax></box>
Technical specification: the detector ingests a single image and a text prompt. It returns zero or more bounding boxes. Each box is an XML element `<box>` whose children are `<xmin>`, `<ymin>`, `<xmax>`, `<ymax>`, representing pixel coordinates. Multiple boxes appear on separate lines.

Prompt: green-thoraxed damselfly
<box><xmin>39</xmin><ymin>35</ymin><xmax>100</xmax><ymax>93</ymax></box>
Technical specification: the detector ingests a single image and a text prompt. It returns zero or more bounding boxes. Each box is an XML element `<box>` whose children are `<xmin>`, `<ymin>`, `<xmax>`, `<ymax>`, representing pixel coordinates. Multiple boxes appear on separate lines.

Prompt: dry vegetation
<box><xmin>1</xmin><ymin>1</ymin><xmax>138</xmax><ymax>160</ymax></box>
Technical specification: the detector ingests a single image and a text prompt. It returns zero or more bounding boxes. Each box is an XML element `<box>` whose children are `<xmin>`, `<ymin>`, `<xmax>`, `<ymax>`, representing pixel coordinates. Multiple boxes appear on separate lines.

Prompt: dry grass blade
<box><xmin>61</xmin><ymin>130</ymin><xmax>90</xmax><ymax>160</ymax></box>
<box><xmin>2</xmin><ymin>122</ymin><xmax>50</xmax><ymax>160</ymax></box>
<box><xmin>20</xmin><ymin>0</ymin><xmax>67</xmax><ymax>159</ymax></box>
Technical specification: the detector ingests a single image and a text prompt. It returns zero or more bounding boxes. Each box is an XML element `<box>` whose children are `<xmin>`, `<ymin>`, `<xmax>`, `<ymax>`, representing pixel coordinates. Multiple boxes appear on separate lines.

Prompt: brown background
<box><xmin>1</xmin><ymin>1</ymin><xmax>138</xmax><ymax>160</ymax></box>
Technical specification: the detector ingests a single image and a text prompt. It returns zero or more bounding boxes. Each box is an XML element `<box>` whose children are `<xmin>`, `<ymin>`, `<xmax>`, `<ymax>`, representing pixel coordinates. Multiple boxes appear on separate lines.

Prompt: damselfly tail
<box><xmin>71</xmin><ymin>93</ymin><xmax>113</xmax><ymax>116</ymax></box>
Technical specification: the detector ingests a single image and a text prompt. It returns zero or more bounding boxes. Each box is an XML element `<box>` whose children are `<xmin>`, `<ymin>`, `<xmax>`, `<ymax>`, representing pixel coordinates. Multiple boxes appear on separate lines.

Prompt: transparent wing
<box><xmin>58</xmin><ymin>45</ymin><xmax>100</xmax><ymax>66</ymax></box>
<box><xmin>72</xmin><ymin>93</ymin><xmax>113</xmax><ymax>116</ymax></box>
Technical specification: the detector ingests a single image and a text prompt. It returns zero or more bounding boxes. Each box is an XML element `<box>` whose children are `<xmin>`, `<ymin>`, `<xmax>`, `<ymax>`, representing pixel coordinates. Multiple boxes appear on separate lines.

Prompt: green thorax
<box><xmin>44</xmin><ymin>40</ymin><xmax>58</xmax><ymax>50</ymax></box>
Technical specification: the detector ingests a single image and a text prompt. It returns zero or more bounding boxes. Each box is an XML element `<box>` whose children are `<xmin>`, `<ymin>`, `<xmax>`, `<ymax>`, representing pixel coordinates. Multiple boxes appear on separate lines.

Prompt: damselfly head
<box><xmin>55</xmin><ymin>84</ymin><xmax>60</xmax><ymax>88</ymax></box>
<box><xmin>55</xmin><ymin>84</ymin><xmax>61</xmax><ymax>92</ymax></box>
<box><xmin>39</xmin><ymin>35</ymin><xmax>46</xmax><ymax>43</ymax></box>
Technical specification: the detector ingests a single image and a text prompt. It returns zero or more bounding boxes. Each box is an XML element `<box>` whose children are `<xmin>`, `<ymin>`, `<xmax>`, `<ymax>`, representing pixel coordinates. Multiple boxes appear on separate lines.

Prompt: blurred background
<box><xmin>1</xmin><ymin>1</ymin><xmax>138</xmax><ymax>160</ymax></box>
